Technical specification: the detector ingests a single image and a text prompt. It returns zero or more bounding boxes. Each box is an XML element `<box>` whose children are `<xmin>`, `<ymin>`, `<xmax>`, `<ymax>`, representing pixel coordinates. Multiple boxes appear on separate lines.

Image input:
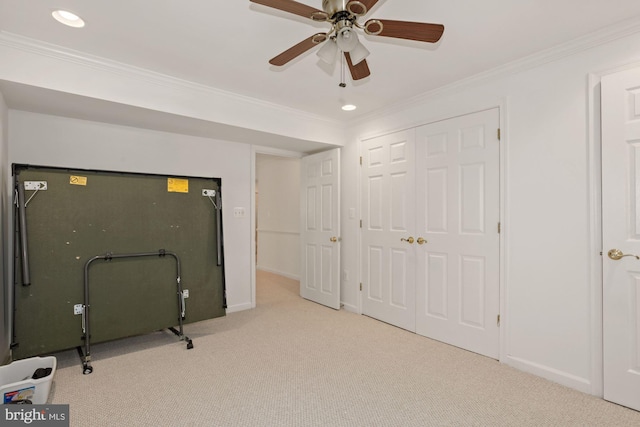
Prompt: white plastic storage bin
<box><xmin>0</xmin><ymin>356</ymin><xmax>56</xmax><ymax>404</ymax></box>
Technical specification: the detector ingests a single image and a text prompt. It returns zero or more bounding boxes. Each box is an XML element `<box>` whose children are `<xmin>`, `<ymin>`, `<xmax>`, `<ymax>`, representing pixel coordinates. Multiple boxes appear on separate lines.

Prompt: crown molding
<box><xmin>0</xmin><ymin>31</ymin><xmax>346</xmax><ymax>129</ymax></box>
<box><xmin>353</xmin><ymin>15</ymin><xmax>640</xmax><ymax>126</ymax></box>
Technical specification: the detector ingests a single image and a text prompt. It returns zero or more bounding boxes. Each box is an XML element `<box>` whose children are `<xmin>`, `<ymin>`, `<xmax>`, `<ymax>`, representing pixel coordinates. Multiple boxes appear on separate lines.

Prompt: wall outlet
<box><xmin>183</xmin><ymin>289</ymin><xmax>189</xmax><ymax>298</ymax></box>
<box><xmin>233</xmin><ymin>207</ymin><xmax>246</xmax><ymax>218</ymax></box>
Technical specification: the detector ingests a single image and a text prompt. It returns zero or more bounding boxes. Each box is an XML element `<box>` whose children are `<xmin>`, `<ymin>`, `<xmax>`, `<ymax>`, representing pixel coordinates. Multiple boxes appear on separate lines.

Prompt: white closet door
<box><xmin>602</xmin><ymin>67</ymin><xmax>640</xmax><ymax>411</ymax></box>
<box><xmin>300</xmin><ymin>148</ymin><xmax>341</xmax><ymax>309</ymax></box>
<box><xmin>414</xmin><ymin>108</ymin><xmax>500</xmax><ymax>359</ymax></box>
<box><xmin>361</xmin><ymin>130</ymin><xmax>416</xmax><ymax>331</ymax></box>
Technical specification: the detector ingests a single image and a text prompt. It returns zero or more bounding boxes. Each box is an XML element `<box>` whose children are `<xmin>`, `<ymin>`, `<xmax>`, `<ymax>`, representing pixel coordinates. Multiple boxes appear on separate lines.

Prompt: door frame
<box><xmin>250</xmin><ymin>146</ymin><xmax>304</xmax><ymax>309</ymax></box>
<box><xmin>356</xmin><ymin>101</ymin><xmax>510</xmax><ymax>362</ymax></box>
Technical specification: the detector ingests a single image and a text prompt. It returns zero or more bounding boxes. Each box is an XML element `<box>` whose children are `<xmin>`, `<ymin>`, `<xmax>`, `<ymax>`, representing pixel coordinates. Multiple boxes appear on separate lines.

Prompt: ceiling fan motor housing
<box><xmin>322</xmin><ymin>0</ymin><xmax>348</xmax><ymax>16</ymax></box>
<box><xmin>322</xmin><ymin>0</ymin><xmax>367</xmax><ymax>18</ymax></box>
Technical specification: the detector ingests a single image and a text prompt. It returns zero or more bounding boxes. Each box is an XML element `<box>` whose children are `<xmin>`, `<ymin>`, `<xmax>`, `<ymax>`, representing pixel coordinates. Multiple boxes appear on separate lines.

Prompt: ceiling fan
<box><xmin>249</xmin><ymin>0</ymin><xmax>445</xmax><ymax>81</ymax></box>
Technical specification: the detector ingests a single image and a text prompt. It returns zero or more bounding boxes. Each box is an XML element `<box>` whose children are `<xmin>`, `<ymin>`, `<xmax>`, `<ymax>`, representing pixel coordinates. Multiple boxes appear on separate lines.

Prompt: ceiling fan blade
<box><xmin>345</xmin><ymin>52</ymin><xmax>371</xmax><ymax>81</ymax></box>
<box><xmin>346</xmin><ymin>0</ymin><xmax>380</xmax><ymax>15</ymax></box>
<box><xmin>358</xmin><ymin>0</ymin><xmax>381</xmax><ymax>13</ymax></box>
<box><xmin>269</xmin><ymin>33</ymin><xmax>327</xmax><ymax>66</ymax></box>
<box><xmin>250</xmin><ymin>0</ymin><xmax>325</xmax><ymax>20</ymax></box>
<box><xmin>365</xmin><ymin>19</ymin><xmax>445</xmax><ymax>43</ymax></box>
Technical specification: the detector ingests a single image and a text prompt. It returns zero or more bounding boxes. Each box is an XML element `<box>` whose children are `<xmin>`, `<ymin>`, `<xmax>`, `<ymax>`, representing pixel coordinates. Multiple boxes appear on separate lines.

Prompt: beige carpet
<box><xmin>48</xmin><ymin>270</ymin><xmax>640</xmax><ymax>426</ymax></box>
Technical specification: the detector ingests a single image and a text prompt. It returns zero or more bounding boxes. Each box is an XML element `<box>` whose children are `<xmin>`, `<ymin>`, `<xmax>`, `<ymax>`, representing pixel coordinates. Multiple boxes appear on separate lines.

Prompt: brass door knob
<box><xmin>330</xmin><ymin>237</ymin><xmax>340</xmax><ymax>243</ymax></box>
<box><xmin>608</xmin><ymin>249</ymin><xmax>640</xmax><ymax>260</ymax></box>
<box><xmin>401</xmin><ymin>237</ymin><xmax>415</xmax><ymax>244</ymax></box>
<box><xmin>417</xmin><ymin>237</ymin><xmax>427</xmax><ymax>245</ymax></box>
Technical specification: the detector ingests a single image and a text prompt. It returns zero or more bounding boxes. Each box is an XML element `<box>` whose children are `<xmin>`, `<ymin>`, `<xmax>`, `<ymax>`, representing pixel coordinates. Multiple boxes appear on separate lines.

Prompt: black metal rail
<box><xmin>16</xmin><ymin>180</ymin><xmax>31</xmax><ymax>286</ymax></box>
<box><xmin>79</xmin><ymin>249</ymin><xmax>193</xmax><ymax>374</ymax></box>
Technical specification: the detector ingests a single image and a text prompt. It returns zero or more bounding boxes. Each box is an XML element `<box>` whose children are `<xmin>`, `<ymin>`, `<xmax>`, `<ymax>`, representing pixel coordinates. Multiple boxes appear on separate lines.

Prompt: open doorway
<box><xmin>254</xmin><ymin>154</ymin><xmax>302</xmax><ymax>299</ymax></box>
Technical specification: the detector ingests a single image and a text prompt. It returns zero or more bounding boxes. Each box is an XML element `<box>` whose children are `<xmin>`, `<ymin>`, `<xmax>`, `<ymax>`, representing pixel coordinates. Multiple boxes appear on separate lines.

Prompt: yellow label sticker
<box><xmin>69</xmin><ymin>176</ymin><xmax>87</xmax><ymax>186</ymax></box>
<box><xmin>168</xmin><ymin>178</ymin><xmax>189</xmax><ymax>193</ymax></box>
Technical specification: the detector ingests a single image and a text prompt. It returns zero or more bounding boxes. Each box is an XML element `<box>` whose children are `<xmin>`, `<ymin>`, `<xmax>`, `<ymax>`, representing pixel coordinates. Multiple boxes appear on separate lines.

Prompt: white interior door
<box><xmin>300</xmin><ymin>148</ymin><xmax>341</xmax><ymax>309</ymax></box>
<box><xmin>361</xmin><ymin>130</ymin><xmax>416</xmax><ymax>331</ymax></box>
<box><xmin>602</xmin><ymin>66</ymin><xmax>640</xmax><ymax>411</ymax></box>
<box><xmin>415</xmin><ymin>108</ymin><xmax>501</xmax><ymax>359</ymax></box>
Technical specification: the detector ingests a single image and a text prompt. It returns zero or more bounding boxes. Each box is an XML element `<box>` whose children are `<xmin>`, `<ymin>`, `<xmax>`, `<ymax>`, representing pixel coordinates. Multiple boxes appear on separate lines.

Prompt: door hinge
<box><xmin>497</xmin><ymin>314</ymin><xmax>501</xmax><ymax>326</ymax></box>
<box><xmin>497</xmin><ymin>128</ymin><xmax>501</xmax><ymax>141</ymax></box>
<box><xmin>360</xmin><ymin>219</ymin><xmax>362</xmax><ymax>228</ymax></box>
<box><xmin>360</xmin><ymin>156</ymin><xmax>363</xmax><ymax>166</ymax></box>
<box><xmin>360</xmin><ymin>283</ymin><xmax>363</xmax><ymax>291</ymax></box>
<box><xmin>498</xmin><ymin>222</ymin><xmax>501</xmax><ymax>233</ymax></box>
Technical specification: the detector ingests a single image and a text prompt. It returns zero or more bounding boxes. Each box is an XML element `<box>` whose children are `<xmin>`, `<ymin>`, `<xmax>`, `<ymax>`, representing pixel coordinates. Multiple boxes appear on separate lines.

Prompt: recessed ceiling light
<box><xmin>52</xmin><ymin>10</ymin><xmax>85</xmax><ymax>28</ymax></box>
<box><xmin>342</xmin><ymin>104</ymin><xmax>357</xmax><ymax>111</ymax></box>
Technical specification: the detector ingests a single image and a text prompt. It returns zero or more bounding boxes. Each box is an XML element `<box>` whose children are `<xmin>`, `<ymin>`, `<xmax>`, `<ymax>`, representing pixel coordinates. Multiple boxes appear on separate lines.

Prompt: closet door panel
<box><xmin>361</xmin><ymin>130</ymin><xmax>416</xmax><ymax>331</ymax></box>
<box><xmin>415</xmin><ymin>108</ymin><xmax>500</xmax><ymax>359</ymax></box>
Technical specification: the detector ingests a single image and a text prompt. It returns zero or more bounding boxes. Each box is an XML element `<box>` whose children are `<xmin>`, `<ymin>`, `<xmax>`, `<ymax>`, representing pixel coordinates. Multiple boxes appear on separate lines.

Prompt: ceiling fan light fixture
<box><xmin>51</xmin><ymin>10</ymin><xmax>85</xmax><ymax>28</ymax></box>
<box><xmin>336</xmin><ymin>27</ymin><xmax>359</xmax><ymax>53</ymax></box>
<box><xmin>349</xmin><ymin>41</ymin><xmax>370</xmax><ymax>65</ymax></box>
<box><xmin>317</xmin><ymin>39</ymin><xmax>338</xmax><ymax>64</ymax></box>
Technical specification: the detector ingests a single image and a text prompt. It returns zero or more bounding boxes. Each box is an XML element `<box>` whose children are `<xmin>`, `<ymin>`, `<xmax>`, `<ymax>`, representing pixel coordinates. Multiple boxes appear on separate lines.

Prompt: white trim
<box><xmin>253</xmin><ymin>145</ymin><xmax>304</xmax><ymax>159</ymax></box>
<box><xmin>250</xmin><ymin>147</ymin><xmax>257</xmax><ymax>310</ymax></box>
<box><xmin>498</xmin><ymin>97</ymin><xmax>510</xmax><ymax>365</ymax></box>
<box><xmin>353</xmin><ymin>16</ymin><xmax>640</xmax><ymax>126</ymax></box>
<box><xmin>356</xmin><ymin>103</ymin><xmax>506</xmax><ymax>148</ymax></box>
<box><xmin>226</xmin><ymin>302</ymin><xmax>254</xmax><ymax>314</ymax></box>
<box><xmin>587</xmin><ymin>72</ymin><xmax>604</xmax><ymax>397</ymax></box>
<box><xmin>0</xmin><ymin>31</ymin><xmax>344</xmax><ymax>128</ymax></box>
<box><xmin>341</xmin><ymin>302</ymin><xmax>359</xmax><ymax>314</ymax></box>
<box><xmin>256</xmin><ymin>229</ymin><xmax>300</xmax><ymax>235</ymax></box>
<box><xmin>256</xmin><ymin>267</ymin><xmax>300</xmax><ymax>281</ymax></box>
<box><xmin>506</xmin><ymin>355</ymin><xmax>592</xmax><ymax>394</ymax></box>
<box><xmin>591</xmin><ymin>58</ymin><xmax>640</xmax><ymax>79</ymax></box>
<box><xmin>355</xmin><ymin>137</ymin><xmax>363</xmax><ymax>315</ymax></box>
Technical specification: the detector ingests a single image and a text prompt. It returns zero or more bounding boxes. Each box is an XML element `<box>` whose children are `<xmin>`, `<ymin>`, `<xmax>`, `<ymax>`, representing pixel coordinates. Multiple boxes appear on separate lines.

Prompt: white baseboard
<box><xmin>505</xmin><ymin>355</ymin><xmax>592</xmax><ymax>394</ymax></box>
<box><xmin>225</xmin><ymin>302</ymin><xmax>253</xmax><ymax>313</ymax></box>
<box><xmin>341</xmin><ymin>302</ymin><xmax>359</xmax><ymax>313</ymax></box>
<box><xmin>256</xmin><ymin>266</ymin><xmax>300</xmax><ymax>281</ymax></box>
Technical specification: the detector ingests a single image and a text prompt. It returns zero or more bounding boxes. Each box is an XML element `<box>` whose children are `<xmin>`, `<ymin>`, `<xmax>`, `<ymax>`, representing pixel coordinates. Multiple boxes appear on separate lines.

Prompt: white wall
<box><xmin>0</xmin><ymin>92</ymin><xmax>8</xmax><ymax>363</ymax></box>
<box><xmin>341</xmin><ymin>30</ymin><xmax>640</xmax><ymax>394</ymax></box>
<box><xmin>8</xmin><ymin>111</ymin><xmax>254</xmax><ymax>313</ymax></box>
<box><xmin>256</xmin><ymin>154</ymin><xmax>301</xmax><ymax>279</ymax></box>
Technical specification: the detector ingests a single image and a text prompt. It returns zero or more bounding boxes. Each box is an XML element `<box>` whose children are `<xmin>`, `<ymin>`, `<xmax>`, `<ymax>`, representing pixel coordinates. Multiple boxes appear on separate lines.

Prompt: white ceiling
<box><xmin>2</xmin><ymin>0</ymin><xmax>640</xmax><ymax>142</ymax></box>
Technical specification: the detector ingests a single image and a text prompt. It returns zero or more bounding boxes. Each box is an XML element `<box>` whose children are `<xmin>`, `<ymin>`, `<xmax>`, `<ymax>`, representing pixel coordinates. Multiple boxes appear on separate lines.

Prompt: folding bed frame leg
<box><xmin>76</xmin><ymin>346</ymin><xmax>93</xmax><ymax>375</ymax></box>
<box><xmin>168</xmin><ymin>327</ymin><xmax>194</xmax><ymax>349</ymax></box>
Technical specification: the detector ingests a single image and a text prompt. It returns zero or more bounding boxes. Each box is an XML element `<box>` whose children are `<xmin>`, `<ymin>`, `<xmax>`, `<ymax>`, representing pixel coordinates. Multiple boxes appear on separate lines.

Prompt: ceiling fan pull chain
<box><xmin>339</xmin><ymin>53</ymin><xmax>347</xmax><ymax>88</ymax></box>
